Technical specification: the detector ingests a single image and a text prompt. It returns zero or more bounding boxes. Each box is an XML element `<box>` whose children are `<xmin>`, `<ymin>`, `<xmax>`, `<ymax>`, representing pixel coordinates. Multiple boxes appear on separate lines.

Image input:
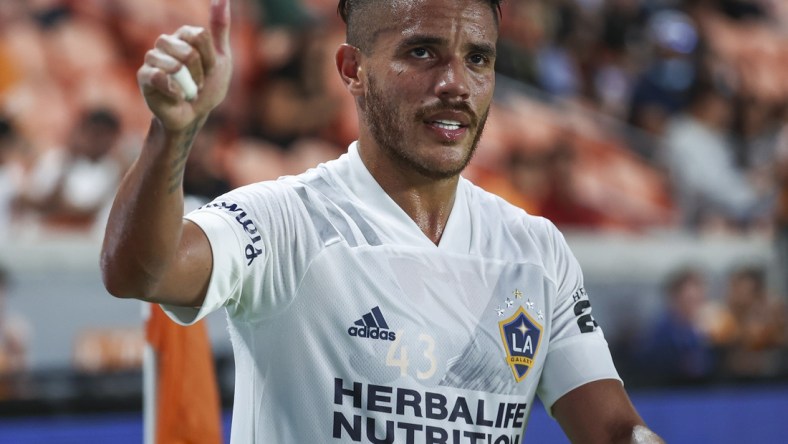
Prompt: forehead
<box><xmin>369</xmin><ymin>0</ymin><xmax>498</xmax><ymax>48</ymax></box>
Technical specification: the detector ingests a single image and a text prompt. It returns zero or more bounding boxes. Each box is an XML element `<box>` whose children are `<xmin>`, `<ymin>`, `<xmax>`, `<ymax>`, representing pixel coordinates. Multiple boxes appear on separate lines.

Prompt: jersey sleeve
<box><xmin>161</xmin><ymin>188</ymin><xmax>271</xmax><ymax>325</ymax></box>
<box><xmin>161</xmin><ymin>180</ymin><xmax>322</xmax><ymax>326</ymax></box>
<box><xmin>535</xmin><ymin>219</ymin><xmax>621</xmax><ymax>414</ymax></box>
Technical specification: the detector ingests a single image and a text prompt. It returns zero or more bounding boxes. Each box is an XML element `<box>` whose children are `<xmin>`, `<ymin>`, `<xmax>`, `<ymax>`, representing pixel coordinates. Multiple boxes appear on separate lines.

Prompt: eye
<box><xmin>468</xmin><ymin>53</ymin><xmax>489</xmax><ymax>66</ymax></box>
<box><xmin>411</xmin><ymin>47</ymin><xmax>430</xmax><ymax>59</ymax></box>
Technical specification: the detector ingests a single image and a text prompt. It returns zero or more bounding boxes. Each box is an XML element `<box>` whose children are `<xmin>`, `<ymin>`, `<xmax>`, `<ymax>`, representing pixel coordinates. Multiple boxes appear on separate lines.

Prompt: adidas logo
<box><xmin>347</xmin><ymin>306</ymin><xmax>396</xmax><ymax>341</ymax></box>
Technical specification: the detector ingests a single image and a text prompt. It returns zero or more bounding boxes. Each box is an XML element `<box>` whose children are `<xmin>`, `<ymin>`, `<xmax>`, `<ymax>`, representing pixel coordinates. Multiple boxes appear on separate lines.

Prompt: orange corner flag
<box><xmin>146</xmin><ymin>305</ymin><xmax>222</xmax><ymax>444</ymax></box>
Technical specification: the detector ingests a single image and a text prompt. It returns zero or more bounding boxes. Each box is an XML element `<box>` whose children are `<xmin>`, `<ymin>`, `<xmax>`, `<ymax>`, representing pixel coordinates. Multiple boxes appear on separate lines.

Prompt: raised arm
<box><xmin>100</xmin><ymin>0</ymin><xmax>232</xmax><ymax>307</ymax></box>
<box><xmin>553</xmin><ymin>379</ymin><xmax>664</xmax><ymax>444</ymax></box>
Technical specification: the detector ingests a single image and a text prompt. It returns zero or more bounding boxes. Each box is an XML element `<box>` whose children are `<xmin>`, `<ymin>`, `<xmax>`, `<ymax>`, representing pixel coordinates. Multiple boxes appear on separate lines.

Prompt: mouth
<box><xmin>429</xmin><ymin>119</ymin><xmax>466</xmax><ymax>131</ymax></box>
<box><xmin>422</xmin><ymin>110</ymin><xmax>473</xmax><ymax>142</ymax></box>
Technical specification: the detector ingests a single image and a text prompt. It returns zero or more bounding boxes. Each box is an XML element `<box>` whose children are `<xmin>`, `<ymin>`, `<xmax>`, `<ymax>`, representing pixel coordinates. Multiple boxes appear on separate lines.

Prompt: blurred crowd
<box><xmin>0</xmin><ymin>0</ymin><xmax>787</xmax><ymax>385</ymax></box>
<box><xmin>0</xmin><ymin>0</ymin><xmax>786</xmax><ymax>237</ymax></box>
<box><xmin>617</xmin><ymin>262</ymin><xmax>788</xmax><ymax>386</ymax></box>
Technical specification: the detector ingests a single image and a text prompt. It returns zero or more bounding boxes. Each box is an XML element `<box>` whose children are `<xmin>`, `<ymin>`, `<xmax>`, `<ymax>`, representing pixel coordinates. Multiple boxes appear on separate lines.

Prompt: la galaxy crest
<box><xmin>499</xmin><ymin>306</ymin><xmax>542</xmax><ymax>382</ymax></box>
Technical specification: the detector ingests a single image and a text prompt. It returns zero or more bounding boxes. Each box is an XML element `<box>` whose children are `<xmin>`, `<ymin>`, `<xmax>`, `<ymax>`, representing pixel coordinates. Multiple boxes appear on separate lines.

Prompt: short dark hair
<box><xmin>337</xmin><ymin>0</ymin><xmax>503</xmax><ymax>50</ymax></box>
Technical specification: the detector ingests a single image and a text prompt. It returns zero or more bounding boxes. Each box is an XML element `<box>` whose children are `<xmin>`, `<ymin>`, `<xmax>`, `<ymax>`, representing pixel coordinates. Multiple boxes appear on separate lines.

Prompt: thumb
<box><xmin>210</xmin><ymin>0</ymin><xmax>231</xmax><ymax>55</ymax></box>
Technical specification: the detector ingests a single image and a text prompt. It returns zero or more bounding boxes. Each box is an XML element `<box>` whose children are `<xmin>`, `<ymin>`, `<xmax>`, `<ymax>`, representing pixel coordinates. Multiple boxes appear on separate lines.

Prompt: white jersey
<box><xmin>163</xmin><ymin>142</ymin><xmax>620</xmax><ymax>444</ymax></box>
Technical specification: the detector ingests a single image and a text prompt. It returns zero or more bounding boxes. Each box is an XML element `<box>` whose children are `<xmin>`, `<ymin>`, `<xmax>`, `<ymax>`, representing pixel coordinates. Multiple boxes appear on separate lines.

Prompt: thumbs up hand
<box><xmin>137</xmin><ymin>0</ymin><xmax>232</xmax><ymax>131</ymax></box>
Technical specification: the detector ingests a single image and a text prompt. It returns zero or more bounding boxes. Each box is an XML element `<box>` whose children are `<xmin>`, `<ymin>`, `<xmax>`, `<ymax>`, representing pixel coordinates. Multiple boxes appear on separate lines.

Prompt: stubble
<box><xmin>362</xmin><ymin>74</ymin><xmax>489</xmax><ymax>180</ymax></box>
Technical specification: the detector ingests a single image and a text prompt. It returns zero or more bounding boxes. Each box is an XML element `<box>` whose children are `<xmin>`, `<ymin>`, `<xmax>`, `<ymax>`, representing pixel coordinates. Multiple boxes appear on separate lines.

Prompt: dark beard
<box><xmin>361</xmin><ymin>75</ymin><xmax>489</xmax><ymax>180</ymax></box>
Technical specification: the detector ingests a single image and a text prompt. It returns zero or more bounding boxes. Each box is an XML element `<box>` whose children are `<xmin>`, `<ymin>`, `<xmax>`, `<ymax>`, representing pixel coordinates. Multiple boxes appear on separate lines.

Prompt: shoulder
<box><xmin>201</xmin><ymin>173</ymin><xmax>316</xmax><ymax>213</ymax></box>
<box><xmin>186</xmin><ymin>177</ymin><xmax>317</xmax><ymax>251</ymax></box>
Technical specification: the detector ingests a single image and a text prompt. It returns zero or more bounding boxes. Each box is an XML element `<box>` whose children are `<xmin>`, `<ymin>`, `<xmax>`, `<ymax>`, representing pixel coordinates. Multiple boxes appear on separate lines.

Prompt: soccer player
<box><xmin>101</xmin><ymin>0</ymin><xmax>664</xmax><ymax>442</ymax></box>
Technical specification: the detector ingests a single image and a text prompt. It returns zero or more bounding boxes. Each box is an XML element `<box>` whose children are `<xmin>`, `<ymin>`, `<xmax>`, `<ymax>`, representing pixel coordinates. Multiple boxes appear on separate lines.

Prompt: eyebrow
<box><xmin>396</xmin><ymin>34</ymin><xmax>445</xmax><ymax>51</ymax></box>
<box><xmin>468</xmin><ymin>41</ymin><xmax>497</xmax><ymax>59</ymax></box>
<box><xmin>396</xmin><ymin>34</ymin><xmax>497</xmax><ymax>58</ymax></box>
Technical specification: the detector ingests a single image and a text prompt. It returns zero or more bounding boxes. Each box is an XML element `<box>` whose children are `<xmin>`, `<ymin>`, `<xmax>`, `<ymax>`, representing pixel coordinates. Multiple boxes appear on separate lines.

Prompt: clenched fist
<box><xmin>137</xmin><ymin>0</ymin><xmax>232</xmax><ymax>131</ymax></box>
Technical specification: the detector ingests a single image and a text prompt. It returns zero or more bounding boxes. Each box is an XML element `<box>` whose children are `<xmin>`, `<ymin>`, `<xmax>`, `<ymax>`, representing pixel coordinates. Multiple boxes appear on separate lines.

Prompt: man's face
<box><xmin>356</xmin><ymin>0</ymin><xmax>497</xmax><ymax>179</ymax></box>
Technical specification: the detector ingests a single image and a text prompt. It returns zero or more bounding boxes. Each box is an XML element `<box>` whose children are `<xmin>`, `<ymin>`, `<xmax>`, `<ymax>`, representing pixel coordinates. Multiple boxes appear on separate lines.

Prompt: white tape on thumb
<box><xmin>173</xmin><ymin>66</ymin><xmax>198</xmax><ymax>101</ymax></box>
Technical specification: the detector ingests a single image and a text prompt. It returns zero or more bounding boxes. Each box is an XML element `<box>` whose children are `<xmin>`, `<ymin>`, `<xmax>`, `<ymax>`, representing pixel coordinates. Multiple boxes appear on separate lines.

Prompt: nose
<box><xmin>434</xmin><ymin>58</ymin><xmax>470</xmax><ymax>102</ymax></box>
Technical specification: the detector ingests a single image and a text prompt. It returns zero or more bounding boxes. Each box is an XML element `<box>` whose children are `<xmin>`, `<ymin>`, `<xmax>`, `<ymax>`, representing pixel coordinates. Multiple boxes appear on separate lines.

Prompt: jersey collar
<box><xmin>331</xmin><ymin>142</ymin><xmax>472</xmax><ymax>253</ymax></box>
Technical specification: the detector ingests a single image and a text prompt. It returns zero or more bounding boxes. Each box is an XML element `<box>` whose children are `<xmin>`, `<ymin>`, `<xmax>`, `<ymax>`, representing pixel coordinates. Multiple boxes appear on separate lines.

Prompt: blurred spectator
<box><xmin>0</xmin><ymin>265</ymin><xmax>29</xmax><ymax>375</ymax></box>
<box><xmin>662</xmin><ymin>77</ymin><xmax>773</xmax><ymax>232</ymax></box>
<box><xmin>494</xmin><ymin>1</ymin><xmax>544</xmax><ymax>88</ymax></box>
<box><xmin>628</xmin><ymin>10</ymin><xmax>699</xmax><ymax>148</ymax></box>
<box><xmin>593</xmin><ymin>0</ymin><xmax>644</xmax><ymax>118</ymax></box>
<box><xmin>632</xmin><ymin>267</ymin><xmax>716</xmax><ymax>385</ymax></box>
<box><xmin>502</xmin><ymin>145</ymin><xmax>553</xmax><ymax>217</ymax></box>
<box><xmin>254</xmin><ymin>0</ymin><xmax>312</xmax><ymax>28</ymax></box>
<box><xmin>567</xmin><ymin>0</ymin><xmax>643</xmax><ymax>120</ymax></box>
<box><xmin>15</xmin><ymin>108</ymin><xmax>125</xmax><ymax>232</ymax></box>
<box><xmin>534</xmin><ymin>3</ymin><xmax>583</xmax><ymax>100</ymax></box>
<box><xmin>777</xmin><ymin>121</ymin><xmax>788</xmax><ymax>298</ymax></box>
<box><xmin>0</xmin><ymin>117</ymin><xmax>23</xmax><ymax>238</ymax></box>
<box><xmin>704</xmin><ymin>265</ymin><xmax>788</xmax><ymax>380</ymax></box>
<box><xmin>733</xmin><ymin>96</ymin><xmax>783</xmax><ymax>182</ymax></box>
<box><xmin>470</xmin><ymin>95</ymin><xmax>675</xmax><ymax>231</ymax></box>
<box><xmin>0</xmin><ymin>0</ymin><xmax>73</xmax><ymax>150</ymax></box>
<box><xmin>246</xmin><ymin>22</ymin><xmax>348</xmax><ymax>148</ymax></box>
<box><xmin>537</xmin><ymin>142</ymin><xmax>611</xmax><ymax>229</ymax></box>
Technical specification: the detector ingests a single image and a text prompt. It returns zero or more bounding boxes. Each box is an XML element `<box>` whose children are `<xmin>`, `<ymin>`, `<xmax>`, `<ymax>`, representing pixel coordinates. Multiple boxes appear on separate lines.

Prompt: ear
<box><xmin>336</xmin><ymin>44</ymin><xmax>365</xmax><ymax>97</ymax></box>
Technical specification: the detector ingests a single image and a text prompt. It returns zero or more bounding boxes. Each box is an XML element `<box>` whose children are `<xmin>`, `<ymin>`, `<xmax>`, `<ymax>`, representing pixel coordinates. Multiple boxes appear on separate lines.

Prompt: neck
<box><xmin>386</xmin><ymin>178</ymin><xmax>458</xmax><ymax>245</ymax></box>
<box><xmin>357</xmin><ymin>142</ymin><xmax>459</xmax><ymax>245</ymax></box>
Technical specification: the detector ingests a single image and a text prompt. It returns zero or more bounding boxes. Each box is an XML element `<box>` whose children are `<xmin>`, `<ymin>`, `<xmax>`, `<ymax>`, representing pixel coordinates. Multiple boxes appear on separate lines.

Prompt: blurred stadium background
<box><xmin>1</xmin><ymin>0</ymin><xmax>787</xmax><ymax>442</ymax></box>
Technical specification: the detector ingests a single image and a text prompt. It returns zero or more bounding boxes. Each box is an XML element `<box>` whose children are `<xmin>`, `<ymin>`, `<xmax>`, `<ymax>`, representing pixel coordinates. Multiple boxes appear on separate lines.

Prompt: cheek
<box><xmin>389</xmin><ymin>64</ymin><xmax>432</xmax><ymax>94</ymax></box>
<box><xmin>472</xmin><ymin>73</ymin><xmax>495</xmax><ymax>101</ymax></box>
<box><xmin>390</xmin><ymin>61</ymin><xmax>408</xmax><ymax>78</ymax></box>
